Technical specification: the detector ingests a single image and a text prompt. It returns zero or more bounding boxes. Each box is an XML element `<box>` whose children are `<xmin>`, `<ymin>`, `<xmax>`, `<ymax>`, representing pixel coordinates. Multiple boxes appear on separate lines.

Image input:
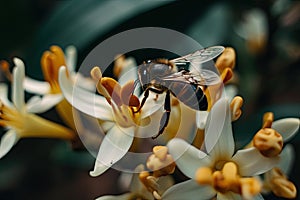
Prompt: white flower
<box><xmin>23</xmin><ymin>45</ymin><xmax>95</xmax><ymax>95</ymax></box>
<box><xmin>59</xmin><ymin>65</ymin><xmax>166</xmax><ymax>176</ymax></box>
<box><xmin>165</xmin><ymin>98</ymin><xmax>280</xmax><ymax>199</ymax></box>
<box><xmin>0</xmin><ymin>61</ymin><xmax>74</xmax><ymax>159</ymax></box>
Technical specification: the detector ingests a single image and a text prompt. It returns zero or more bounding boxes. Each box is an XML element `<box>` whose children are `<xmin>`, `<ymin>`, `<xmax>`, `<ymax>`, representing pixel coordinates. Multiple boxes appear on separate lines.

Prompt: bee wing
<box><xmin>197</xmin><ymin>69</ymin><xmax>221</xmax><ymax>85</ymax></box>
<box><xmin>161</xmin><ymin>69</ymin><xmax>221</xmax><ymax>86</ymax></box>
<box><xmin>171</xmin><ymin>46</ymin><xmax>225</xmax><ymax>65</ymax></box>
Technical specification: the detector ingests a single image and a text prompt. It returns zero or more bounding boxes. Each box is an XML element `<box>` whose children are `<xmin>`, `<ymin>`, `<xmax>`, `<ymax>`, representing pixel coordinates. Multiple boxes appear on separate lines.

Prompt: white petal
<box><xmin>205</xmin><ymin>98</ymin><xmax>234</xmax><ymax>161</ymax></box>
<box><xmin>96</xmin><ymin>193</ymin><xmax>131</xmax><ymax>200</ymax></box>
<box><xmin>272</xmin><ymin>118</ymin><xmax>299</xmax><ymax>142</ymax></box>
<box><xmin>24</xmin><ymin>77</ymin><xmax>50</xmax><ymax>95</ymax></box>
<box><xmin>65</xmin><ymin>45</ymin><xmax>77</xmax><ymax>73</ymax></box>
<box><xmin>0</xmin><ymin>130</ymin><xmax>19</xmax><ymax>159</ymax></box>
<box><xmin>12</xmin><ymin>58</ymin><xmax>25</xmax><ymax>112</ymax></box>
<box><xmin>135</xmin><ymin>108</ymin><xmax>163</xmax><ymax>138</ymax></box>
<box><xmin>26</xmin><ymin>94</ymin><xmax>63</xmax><ymax>113</ymax></box>
<box><xmin>277</xmin><ymin>144</ymin><xmax>294</xmax><ymax>175</ymax></box>
<box><xmin>196</xmin><ymin>111</ymin><xmax>208</xmax><ymax>129</ymax></box>
<box><xmin>232</xmin><ymin>147</ymin><xmax>280</xmax><ymax>176</ymax></box>
<box><xmin>59</xmin><ymin>66</ymin><xmax>114</xmax><ymax>121</ymax></box>
<box><xmin>72</xmin><ymin>109</ymin><xmax>104</xmax><ymax>153</ymax></box>
<box><xmin>167</xmin><ymin>138</ymin><xmax>210</xmax><ymax>179</ymax></box>
<box><xmin>90</xmin><ymin>125</ymin><xmax>134</xmax><ymax>177</ymax></box>
<box><xmin>118</xmin><ymin>60</ymin><xmax>138</xmax><ymax>86</ymax></box>
<box><xmin>162</xmin><ymin>180</ymin><xmax>216</xmax><ymax>200</ymax></box>
<box><xmin>71</xmin><ymin>73</ymin><xmax>96</xmax><ymax>91</ymax></box>
<box><xmin>0</xmin><ymin>83</ymin><xmax>13</xmax><ymax>107</ymax></box>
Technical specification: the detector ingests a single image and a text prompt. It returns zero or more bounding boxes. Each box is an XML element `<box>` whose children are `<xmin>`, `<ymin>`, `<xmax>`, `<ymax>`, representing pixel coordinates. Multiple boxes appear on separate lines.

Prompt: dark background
<box><xmin>0</xmin><ymin>0</ymin><xmax>299</xmax><ymax>199</ymax></box>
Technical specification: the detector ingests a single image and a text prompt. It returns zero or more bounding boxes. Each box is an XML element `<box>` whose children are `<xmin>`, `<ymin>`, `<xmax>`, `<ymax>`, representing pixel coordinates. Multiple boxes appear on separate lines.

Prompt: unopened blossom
<box><xmin>59</xmin><ymin>65</ymin><xmax>165</xmax><ymax>176</ymax></box>
<box><xmin>164</xmin><ymin>98</ymin><xmax>280</xmax><ymax>200</ymax></box>
<box><xmin>0</xmin><ymin>60</ymin><xmax>75</xmax><ymax>159</ymax></box>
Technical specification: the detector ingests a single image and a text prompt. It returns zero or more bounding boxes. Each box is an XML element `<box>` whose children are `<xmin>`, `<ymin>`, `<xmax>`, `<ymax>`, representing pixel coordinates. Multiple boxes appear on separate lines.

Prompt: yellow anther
<box><xmin>262</xmin><ymin>112</ymin><xmax>274</xmax><ymax>128</ymax></box>
<box><xmin>41</xmin><ymin>46</ymin><xmax>67</xmax><ymax>94</ymax></box>
<box><xmin>91</xmin><ymin>67</ymin><xmax>111</xmax><ymax>100</ymax></box>
<box><xmin>222</xmin><ymin>162</ymin><xmax>239</xmax><ymax>182</ymax></box>
<box><xmin>266</xmin><ymin>167</ymin><xmax>297</xmax><ymax>199</ymax></box>
<box><xmin>212</xmin><ymin>171</ymin><xmax>229</xmax><ymax>193</ymax></box>
<box><xmin>240</xmin><ymin>177</ymin><xmax>262</xmax><ymax>199</ymax></box>
<box><xmin>271</xmin><ymin>177</ymin><xmax>297</xmax><ymax>198</ymax></box>
<box><xmin>153</xmin><ymin>191</ymin><xmax>162</xmax><ymax>200</ymax></box>
<box><xmin>146</xmin><ymin>146</ymin><xmax>175</xmax><ymax>177</ymax></box>
<box><xmin>139</xmin><ymin>171</ymin><xmax>160</xmax><ymax>194</ymax></box>
<box><xmin>153</xmin><ymin>146</ymin><xmax>168</xmax><ymax>161</ymax></box>
<box><xmin>113</xmin><ymin>54</ymin><xmax>126</xmax><ymax>78</ymax></box>
<box><xmin>215</xmin><ymin>47</ymin><xmax>236</xmax><ymax>72</ymax></box>
<box><xmin>220</xmin><ymin>67</ymin><xmax>233</xmax><ymax>84</ymax></box>
<box><xmin>195</xmin><ymin>167</ymin><xmax>213</xmax><ymax>185</ymax></box>
<box><xmin>230</xmin><ymin>96</ymin><xmax>243</xmax><ymax>121</ymax></box>
<box><xmin>253</xmin><ymin>128</ymin><xmax>283</xmax><ymax>157</ymax></box>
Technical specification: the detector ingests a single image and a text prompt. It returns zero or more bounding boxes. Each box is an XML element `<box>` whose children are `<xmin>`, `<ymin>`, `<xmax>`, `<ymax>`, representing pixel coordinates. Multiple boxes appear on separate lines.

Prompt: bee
<box><xmin>135</xmin><ymin>46</ymin><xmax>225</xmax><ymax>139</ymax></box>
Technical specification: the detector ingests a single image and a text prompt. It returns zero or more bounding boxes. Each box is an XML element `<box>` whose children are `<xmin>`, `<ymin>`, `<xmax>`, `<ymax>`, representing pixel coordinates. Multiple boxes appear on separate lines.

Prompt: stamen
<box><xmin>240</xmin><ymin>177</ymin><xmax>262</xmax><ymax>199</ymax></box>
<box><xmin>271</xmin><ymin>177</ymin><xmax>297</xmax><ymax>198</ymax></box>
<box><xmin>220</xmin><ymin>68</ymin><xmax>233</xmax><ymax>84</ymax></box>
<box><xmin>195</xmin><ymin>167</ymin><xmax>213</xmax><ymax>185</ymax></box>
<box><xmin>50</xmin><ymin>46</ymin><xmax>66</xmax><ymax>69</ymax></box>
<box><xmin>262</xmin><ymin>112</ymin><xmax>274</xmax><ymax>128</ymax></box>
<box><xmin>91</xmin><ymin>67</ymin><xmax>111</xmax><ymax>100</ymax></box>
<box><xmin>266</xmin><ymin>167</ymin><xmax>297</xmax><ymax>198</ymax></box>
<box><xmin>101</xmin><ymin>77</ymin><xmax>122</xmax><ymax>106</ymax></box>
<box><xmin>120</xmin><ymin>80</ymin><xmax>140</xmax><ymax>107</ymax></box>
<box><xmin>139</xmin><ymin>171</ymin><xmax>159</xmax><ymax>193</ymax></box>
<box><xmin>113</xmin><ymin>54</ymin><xmax>126</xmax><ymax>78</ymax></box>
<box><xmin>215</xmin><ymin>47</ymin><xmax>236</xmax><ymax>72</ymax></box>
<box><xmin>41</xmin><ymin>45</ymin><xmax>69</xmax><ymax>94</ymax></box>
<box><xmin>0</xmin><ymin>100</ymin><xmax>75</xmax><ymax>140</ymax></box>
<box><xmin>230</xmin><ymin>96</ymin><xmax>243</xmax><ymax>121</ymax></box>
<box><xmin>146</xmin><ymin>146</ymin><xmax>176</xmax><ymax>177</ymax></box>
<box><xmin>253</xmin><ymin>128</ymin><xmax>283</xmax><ymax>157</ymax></box>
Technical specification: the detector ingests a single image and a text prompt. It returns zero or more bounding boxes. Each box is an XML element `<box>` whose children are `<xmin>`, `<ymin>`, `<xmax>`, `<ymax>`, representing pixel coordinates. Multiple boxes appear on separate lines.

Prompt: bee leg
<box><xmin>134</xmin><ymin>88</ymin><xmax>164</xmax><ymax>113</ymax></box>
<box><xmin>152</xmin><ymin>90</ymin><xmax>171</xmax><ymax>139</ymax></box>
<box><xmin>134</xmin><ymin>88</ymin><xmax>150</xmax><ymax>113</ymax></box>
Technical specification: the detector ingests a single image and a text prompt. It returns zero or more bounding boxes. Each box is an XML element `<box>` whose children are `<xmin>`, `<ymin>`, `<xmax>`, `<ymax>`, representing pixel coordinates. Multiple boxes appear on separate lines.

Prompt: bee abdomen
<box><xmin>167</xmin><ymin>82</ymin><xmax>208</xmax><ymax>111</ymax></box>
